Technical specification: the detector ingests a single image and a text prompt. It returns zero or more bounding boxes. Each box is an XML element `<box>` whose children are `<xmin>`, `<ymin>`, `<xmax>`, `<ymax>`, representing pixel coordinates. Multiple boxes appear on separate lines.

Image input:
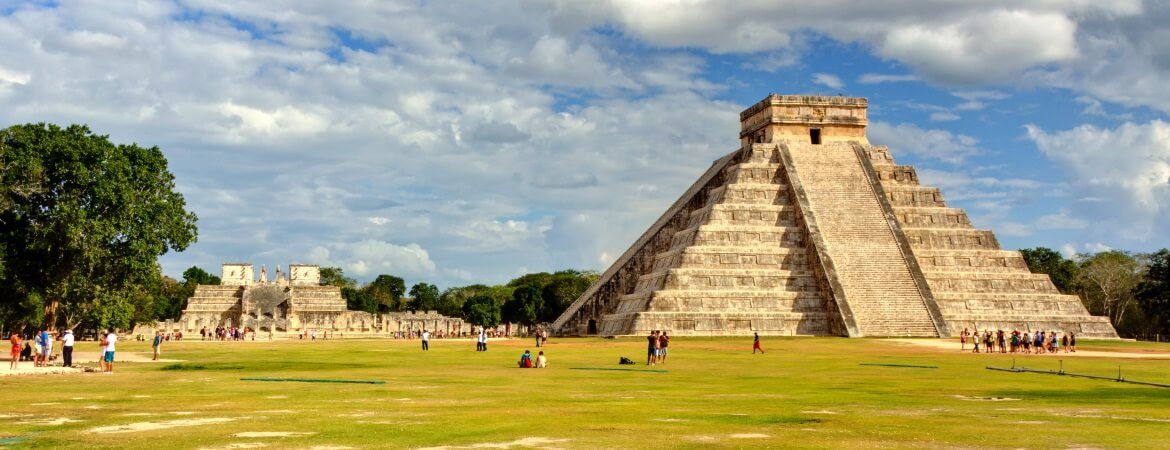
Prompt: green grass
<box><xmin>2</xmin><ymin>337</ymin><xmax>1169</xmax><ymax>449</ymax></box>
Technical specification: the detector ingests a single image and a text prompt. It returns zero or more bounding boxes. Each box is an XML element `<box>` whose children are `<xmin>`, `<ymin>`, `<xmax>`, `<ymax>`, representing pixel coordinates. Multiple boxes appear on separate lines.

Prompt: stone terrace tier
<box><xmin>862</xmin><ymin>145</ymin><xmax>1118</xmax><ymax>338</ymax></box>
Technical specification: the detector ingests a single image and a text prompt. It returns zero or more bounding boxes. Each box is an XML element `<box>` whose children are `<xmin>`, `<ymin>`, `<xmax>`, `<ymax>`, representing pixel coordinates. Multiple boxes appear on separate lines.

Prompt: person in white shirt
<box><xmin>60</xmin><ymin>330</ymin><xmax>75</xmax><ymax>367</ymax></box>
<box><xmin>421</xmin><ymin>329</ymin><xmax>430</xmax><ymax>351</ymax></box>
<box><xmin>536</xmin><ymin>350</ymin><xmax>547</xmax><ymax>368</ymax></box>
<box><xmin>103</xmin><ymin>330</ymin><xmax>118</xmax><ymax>373</ymax></box>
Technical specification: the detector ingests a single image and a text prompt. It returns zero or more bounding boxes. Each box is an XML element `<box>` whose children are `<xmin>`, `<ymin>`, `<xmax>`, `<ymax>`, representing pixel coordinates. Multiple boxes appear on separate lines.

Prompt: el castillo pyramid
<box><xmin>552</xmin><ymin>94</ymin><xmax>1118</xmax><ymax>338</ymax></box>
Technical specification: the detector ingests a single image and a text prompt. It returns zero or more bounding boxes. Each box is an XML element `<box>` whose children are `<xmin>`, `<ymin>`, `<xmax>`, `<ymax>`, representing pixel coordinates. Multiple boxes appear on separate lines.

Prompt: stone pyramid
<box><xmin>553</xmin><ymin>94</ymin><xmax>1118</xmax><ymax>338</ymax></box>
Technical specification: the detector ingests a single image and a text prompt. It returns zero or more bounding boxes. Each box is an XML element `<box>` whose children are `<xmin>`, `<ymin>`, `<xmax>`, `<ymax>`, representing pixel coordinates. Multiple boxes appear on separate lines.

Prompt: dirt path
<box><xmin>2</xmin><ymin>352</ymin><xmax>181</xmax><ymax>376</ymax></box>
<box><xmin>887</xmin><ymin>339</ymin><xmax>1170</xmax><ymax>359</ymax></box>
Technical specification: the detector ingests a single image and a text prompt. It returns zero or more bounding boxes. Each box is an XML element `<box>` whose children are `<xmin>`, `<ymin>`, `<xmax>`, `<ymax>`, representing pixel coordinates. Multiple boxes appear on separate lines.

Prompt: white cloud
<box><xmin>310</xmin><ymin>240</ymin><xmax>437</xmax><ymax>279</ymax></box>
<box><xmin>929</xmin><ymin>111</ymin><xmax>960</xmax><ymax>122</ymax></box>
<box><xmin>952</xmin><ymin>90</ymin><xmax>1009</xmax><ymax>111</ymax></box>
<box><xmin>858</xmin><ymin>73</ymin><xmax>918</xmax><ymax>84</ymax></box>
<box><xmin>811</xmin><ymin>73</ymin><xmax>844</xmax><ymax>90</ymax></box>
<box><xmin>868</xmin><ymin>121</ymin><xmax>980</xmax><ymax>163</ymax></box>
<box><xmin>1027</xmin><ymin>121</ymin><xmax>1170</xmax><ymax>242</ymax></box>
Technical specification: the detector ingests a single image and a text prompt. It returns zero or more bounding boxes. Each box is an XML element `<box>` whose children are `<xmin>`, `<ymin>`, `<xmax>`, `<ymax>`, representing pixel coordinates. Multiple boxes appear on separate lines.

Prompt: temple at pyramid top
<box><xmin>739</xmin><ymin>94</ymin><xmax>869</xmax><ymax>147</ymax></box>
<box><xmin>553</xmin><ymin>93</ymin><xmax>1118</xmax><ymax>338</ymax></box>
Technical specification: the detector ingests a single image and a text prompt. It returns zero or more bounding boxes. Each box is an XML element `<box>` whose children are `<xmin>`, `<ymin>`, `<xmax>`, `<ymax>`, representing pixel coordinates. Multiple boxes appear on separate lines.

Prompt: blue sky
<box><xmin>2</xmin><ymin>0</ymin><xmax>1168</xmax><ymax>289</ymax></box>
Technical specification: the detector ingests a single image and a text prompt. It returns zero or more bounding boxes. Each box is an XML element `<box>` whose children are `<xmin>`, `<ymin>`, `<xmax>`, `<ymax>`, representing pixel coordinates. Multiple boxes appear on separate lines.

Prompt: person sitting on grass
<box><xmin>518</xmin><ymin>350</ymin><xmax>533</xmax><ymax>368</ymax></box>
<box><xmin>536</xmin><ymin>351</ymin><xmax>547</xmax><ymax>368</ymax></box>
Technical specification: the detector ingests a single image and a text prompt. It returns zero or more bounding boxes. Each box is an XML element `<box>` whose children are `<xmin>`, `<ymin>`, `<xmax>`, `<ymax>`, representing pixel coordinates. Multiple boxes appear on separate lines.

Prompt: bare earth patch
<box><xmin>18</xmin><ymin>417</ymin><xmax>80</xmax><ymax>426</ymax></box>
<box><xmin>416</xmin><ymin>437</ymin><xmax>571</xmax><ymax>450</ymax></box>
<box><xmin>89</xmin><ymin>417</ymin><xmax>235</xmax><ymax>433</ymax></box>
<box><xmin>233</xmin><ymin>431</ymin><xmax>316</xmax><ymax>438</ymax></box>
<box><xmin>730</xmin><ymin>433</ymin><xmax>770</xmax><ymax>439</ymax></box>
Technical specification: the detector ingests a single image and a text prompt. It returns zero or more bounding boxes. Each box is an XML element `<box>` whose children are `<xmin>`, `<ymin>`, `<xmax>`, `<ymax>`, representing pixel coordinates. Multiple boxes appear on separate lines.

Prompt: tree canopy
<box><xmin>0</xmin><ymin>123</ymin><xmax>197</xmax><ymax>331</ymax></box>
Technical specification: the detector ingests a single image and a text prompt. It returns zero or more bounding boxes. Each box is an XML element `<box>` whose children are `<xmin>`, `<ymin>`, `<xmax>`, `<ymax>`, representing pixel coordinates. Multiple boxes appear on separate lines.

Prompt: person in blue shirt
<box><xmin>152</xmin><ymin>331</ymin><xmax>164</xmax><ymax>360</ymax></box>
<box><xmin>518</xmin><ymin>350</ymin><xmax>533</xmax><ymax>368</ymax></box>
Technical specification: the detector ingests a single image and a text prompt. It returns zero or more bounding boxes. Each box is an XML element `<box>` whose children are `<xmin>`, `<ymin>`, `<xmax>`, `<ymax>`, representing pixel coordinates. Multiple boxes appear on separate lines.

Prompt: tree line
<box><xmin>1020</xmin><ymin>247</ymin><xmax>1170</xmax><ymax>339</ymax></box>
<box><xmin>319</xmin><ymin>267</ymin><xmax>598</xmax><ymax>332</ymax></box>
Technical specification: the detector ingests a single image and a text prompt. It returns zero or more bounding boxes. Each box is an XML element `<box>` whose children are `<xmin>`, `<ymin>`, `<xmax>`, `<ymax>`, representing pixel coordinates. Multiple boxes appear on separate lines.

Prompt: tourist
<box><xmin>1022</xmin><ymin>332</ymin><xmax>1031</xmax><ymax>353</ymax></box>
<box><xmin>534</xmin><ymin>329</ymin><xmax>542</xmax><ymax>348</ymax></box>
<box><xmin>646</xmin><ymin>331</ymin><xmax>658</xmax><ymax>365</ymax></box>
<box><xmin>1069</xmin><ymin>333</ymin><xmax>1077</xmax><ymax>352</ymax></box>
<box><xmin>518</xmin><ymin>349</ymin><xmax>533</xmax><ymax>368</ymax></box>
<box><xmin>152</xmin><ymin>331</ymin><xmax>163</xmax><ymax>361</ymax></box>
<box><xmin>311</xmin><ymin>330</ymin><xmax>317</xmax><ymax>341</ymax></box>
<box><xmin>103</xmin><ymin>329</ymin><xmax>117</xmax><ymax>373</ymax></box>
<box><xmin>997</xmin><ymin>330</ymin><xmax>1006</xmax><ymax>354</ymax></box>
<box><xmin>536</xmin><ymin>350</ymin><xmax>547</xmax><ymax>368</ymax></box>
<box><xmin>40</xmin><ymin>328</ymin><xmax>53</xmax><ymax>367</ymax></box>
<box><xmin>960</xmin><ymin>328</ymin><xmax>969</xmax><ymax>350</ymax></box>
<box><xmin>421</xmin><ymin>329</ymin><xmax>430</xmax><ymax>351</ymax></box>
<box><xmin>200</xmin><ymin>327</ymin><xmax>207</xmax><ymax>341</ymax></box>
<box><xmin>1051</xmin><ymin>331</ymin><xmax>1059</xmax><ymax>353</ymax></box>
<box><xmin>1061</xmin><ymin>333</ymin><xmax>1070</xmax><ymax>353</ymax></box>
<box><xmin>60</xmin><ymin>329</ymin><xmax>74</xmax><ymax>367</ymax></box>
<box><xmin>753</xmin><ymin>332</ymin><xmax>765</xmax><ymax>354</ymax></box>
<box><xmin>8</xmin><ymin>332</ymin><xmax>20</xmax><ymax>370</ymax></box>
<box><xmin>985</xmin><ymin>331</ymin><xmax>994</xmax><ymax>354</ymax></box>
<box><xmin>541</xmin><ymin>329</ymin><xmax>548</xmax><ymax>347</ymax></box>
<box><xmin>658</xmin><ymin>331</ymin><xmax>670</xmax><ymax>363</ymax></box>
<box><xmin>477</xmin><ymin>328</ymin><xmax>487</xmax><ymax>352</ymax></box>
<box><xmin>1010</xmin><ymin>331</ymin><xmax>1020</xmax><ymax>354</ymax></box>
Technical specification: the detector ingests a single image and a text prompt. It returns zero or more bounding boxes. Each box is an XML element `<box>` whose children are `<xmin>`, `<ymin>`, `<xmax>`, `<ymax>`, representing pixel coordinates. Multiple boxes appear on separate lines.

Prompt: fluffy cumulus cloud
<box><xmin>1027</xmin><ymin>121</ymin><xmax>1170</xmax><ymax>242</ymax></box>
<box><xmin>868</xmin><ymin>122</ymin><xmax>981</xmax><ymax>163</ymax></box>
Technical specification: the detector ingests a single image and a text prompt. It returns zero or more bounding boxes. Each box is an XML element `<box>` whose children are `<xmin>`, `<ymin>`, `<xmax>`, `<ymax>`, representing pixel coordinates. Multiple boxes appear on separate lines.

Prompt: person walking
<box><xmin>960</xmin><ymin>328</ymin><xmax>969</xmax><ymax>351</ymax></box>
<box><xmin>60</xmin><ymin>330</ymin><xmax>75</xmax><ymax>367</ymax></box>
<box><xmin>753</xmin><ymin>332</ymin><xmax>764</xmax><ymax>354</ymax></box>
<box><xmin>421</xmin><ymin>329</ymin><xmax>430</xmax><ymax>351</ymax></box>
<box><xmin>646</xmin><ymin>330</ymin><xmax>658</xmax><ymax>365</ymax></box>
<box><xmin>152</xmin><ymin>331</ymin><xmax>163</xmax><ymax>361</ymax></box>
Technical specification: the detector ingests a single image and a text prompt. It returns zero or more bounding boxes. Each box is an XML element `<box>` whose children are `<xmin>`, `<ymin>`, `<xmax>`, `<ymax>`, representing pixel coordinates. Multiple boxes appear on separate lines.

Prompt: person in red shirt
<box><xmin>753</xmin><ymin>332</ymin><xmax>764</xmax><ymax>354</ymax></box>
<box><xmin>8</xmin><ymin>332</ymin><xmax>21</xmax><ymax>370</ymax></box>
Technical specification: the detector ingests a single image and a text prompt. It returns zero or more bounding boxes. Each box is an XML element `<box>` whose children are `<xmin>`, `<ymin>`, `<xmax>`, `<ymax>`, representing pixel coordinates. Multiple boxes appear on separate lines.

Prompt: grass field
<box><xmin>2</xmin><ymin>336</ymin><xmax>1169</xmax><ymax>449</ymax></box>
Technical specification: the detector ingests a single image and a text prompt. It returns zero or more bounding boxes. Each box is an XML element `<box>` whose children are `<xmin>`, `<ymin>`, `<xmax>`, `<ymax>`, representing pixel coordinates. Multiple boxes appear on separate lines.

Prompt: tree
<box><xmin>0</xmin><ymin>123</ymin><xmax>197</xmax><ymax>331</ymax></box>
<box><xmin>1020</xmin><ymin>247</ymin><xmax>1079</xmax><ymax>294</ymax></box>
<box><xmin>1077</xmin><ymin>251</ymin><xmax>1143</xmax><ymax>333</ymax></box>
<box><xmin>364</xmin><ymin>274</ymin><xmax>406</xmax><ymax>313</ymax></box>
<box><xmin>182</xmin><ymin>266</ymin><xmax>221</xmax><ymax>287</ymax></box>
<box><xmin>462</xmin><ymin>294</ymin><xmax>501</xmax><ymax>328</ymax></box>
<box><xmin>319</xmin><ymin>267</ymin><xmax>356</xmax><ymax>289</ymax></box>
<box><xmin>503</xmin><ymin>285</ymin><xmax>543</xmax><ymax>331</ymax></box>
<box><xmin>540</xmin><ymin>270</ymin><xmax>597</xmax><ymax>322</ymax></box>
<box><xmin>408</xmin><ymin>282</ymin><xmax>440</xmax><ymax>312</ymax></box>
<box><xmin>342</xmin><ymin>286</ymin><xmax>378</xmax><ymax>314</ymax></box>
<box><xmin>1136</xmin><ymin>249</ymin><xmax>1170</xmax><ymax>338</ymax></box>
<box><xmin>437</xmin><ymin>284</ymin><xmax>488</xmax><ymax>318</ymax></box>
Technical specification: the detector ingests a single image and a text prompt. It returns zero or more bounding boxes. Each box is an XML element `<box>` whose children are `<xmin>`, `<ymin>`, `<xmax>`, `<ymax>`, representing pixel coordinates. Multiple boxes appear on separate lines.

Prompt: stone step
<box><xmin>925</xmin><ymin>272</ymin><xmax>1060</xmax><ymax>294</ymax></box>
<box><xmin>914</xmin><ymin>249</ymin><xmax>1031</xmax><ymax>273</ymax></box>
<box><xmin>670</xmin><ymin>225</ymin><xmax>806</xmax><ymax>248</ymax></box>
<box><xmin>903</xmin><ymin>228</ymin><xmax>1000</xmax><ymax>250</ymax></box>
<box><xmin>893</xmin><ymin>206</ymin><xmax>972</xmax><ymax>229</ymax></box>
<box><xmin>598</xmin><ymin>310</ymin><xmax>834</xmax><ymax>336</ymax></box>
<box><xmin>883</xmin><ymin>186</ymin><xmax>947</xmax><ymax>207</ymax></box>
<box><xmin>634</xmin><ymin>267</ymin><xmax>821</xmax><ymax>292</ymax></box>
<box><xmin>687</xmin><ymin>203</ymin><xmax>798</xmax><ymax>228</ymax></box>
<box><xmin>705</xmin><ymin>183</ymin><xmax>791</xmax><ymax>206</ymax></box>
<box><xmin>722</xmin><ymin>162</ymin><xmax>785</xmax><ymax>184</ymax></box>
<box><xmin>872</xmin><ymin>164</ymin><xmax>921</xmax><ymax>186</ymax></box>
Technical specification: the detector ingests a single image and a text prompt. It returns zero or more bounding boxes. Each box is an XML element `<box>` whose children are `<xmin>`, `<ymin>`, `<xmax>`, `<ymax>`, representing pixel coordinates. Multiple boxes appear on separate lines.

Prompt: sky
<box><xmin>2</xmin><ymin>0</ymin><xmax>1169</xmax><ymax>289</ymax></box>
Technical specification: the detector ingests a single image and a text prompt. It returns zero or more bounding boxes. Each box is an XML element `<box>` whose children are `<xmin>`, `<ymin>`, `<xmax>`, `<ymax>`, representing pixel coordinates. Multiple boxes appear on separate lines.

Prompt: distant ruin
<box><xmin>553</xmin><ymin>94</ymin><xmax>1118</xmax><ymax>338</ymax></box>
<box><xmin>166</xmin><ymin>263</ymin><xmax>466</xmax><ymax>335</ymax></box>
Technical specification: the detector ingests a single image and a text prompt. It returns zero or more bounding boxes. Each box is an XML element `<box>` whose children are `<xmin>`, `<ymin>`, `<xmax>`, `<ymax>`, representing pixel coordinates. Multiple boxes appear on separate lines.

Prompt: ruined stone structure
<box><xmin>553</xmin><ymin>94</ymin><xmax>1118</xmax><ymax>338</ymax></box>
<box><xmin>173</xmin><ymin>263</ymin><xmax>466</xmax><ymax>335</ymax></box>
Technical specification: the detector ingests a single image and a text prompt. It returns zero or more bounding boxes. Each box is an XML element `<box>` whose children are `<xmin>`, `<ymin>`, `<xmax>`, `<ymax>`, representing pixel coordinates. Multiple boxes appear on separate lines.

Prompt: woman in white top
<box><xmin>536</xmin><ymin>351</ymin><xmax>547</xmax><ymax>368</ymax></box>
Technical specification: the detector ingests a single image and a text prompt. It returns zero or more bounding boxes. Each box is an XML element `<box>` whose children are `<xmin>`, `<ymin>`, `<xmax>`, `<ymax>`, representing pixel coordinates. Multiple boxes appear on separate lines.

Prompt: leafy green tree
<box><xmin>319</xmin><ymin>267</ymin><xmax>356</xmax><ymax>289</ymax></box>
<box><xmin>408</xmin><ymin>282</ymin><xmax>440</xmax><ymax>312</ymax></box>
<box><xmin>1020</xmin><ymin>247</ymin><xmax>1079</xmax><ymax>294</ymax></box>
<box><xmin>182</xmin><ymin>266</ymin><xmax>221</xmax><ymax>287</ymax></box>
<box><xmin>364</xmin><ymin>274</ymin><xmax>406</xmax><ymax>313</ymax></box>
<box><xmin>503</xmin><ymin>285</ymin><xmax>543</xmax><ymax>331</ymax></box>
<box><xmin>507</xmin><ymin>272</ymin><xmax>554</xmax><ymax>289</ymax></box>
<box><xmin>0</xmin><ymin>123</ymin><xmax>197</xmax><ymax>330</ymax></box>
<box><xmin>540</xmin><ymin>270</ymin><xmax>597</xmax><ymax>322</ymax></box>
<box><xmin>437</xmin><ymin>284</ymin><xmax>488</xmax><ymax>318</ymax></box>
<box><xmin>342</xmin><ymin>287</ymin><xmax>378</xmax><ymax>314</ymax></box>
<box><xmin>462</xmin><ymin>294</ymin><xmax>501</xmax><ymax>328</ymax></box>
<box><xmin>1137</xmin><ymin>249</ymin><xmax>1170</xmax><ymax>337</ymax></box>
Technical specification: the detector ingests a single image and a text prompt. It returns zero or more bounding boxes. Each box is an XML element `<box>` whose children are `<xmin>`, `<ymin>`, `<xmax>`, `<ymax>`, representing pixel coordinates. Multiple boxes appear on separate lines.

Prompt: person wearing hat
<box><xmin>59</xmin><ymin>329</ymin><xmax>75</xmax><ymax>367</ymax></box>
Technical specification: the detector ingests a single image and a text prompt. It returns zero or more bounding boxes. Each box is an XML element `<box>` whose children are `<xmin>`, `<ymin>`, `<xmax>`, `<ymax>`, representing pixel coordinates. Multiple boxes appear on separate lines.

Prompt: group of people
<box><xmin>646</xmin><ymin>330</ymin><xmax>670</xmax><ymax>365</ymax></box>
<box><xmin>517</xmin><ymin>349</ymin><xmax>548</xmax><ymax>368</ymax></box>
<box><xmin>7</xmin><ymin>329</ymin><xmax>77</xmax><ymax>370</ymax></box>
<box><xmin>960</xmin><ymin>328</ymin><xmax>1077</xmax><ymax>354</ymax></box>
<box><xmin>201</xmin><ymin>326</ymin><xmax>249</xmax><ymax>341</ymax></box>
